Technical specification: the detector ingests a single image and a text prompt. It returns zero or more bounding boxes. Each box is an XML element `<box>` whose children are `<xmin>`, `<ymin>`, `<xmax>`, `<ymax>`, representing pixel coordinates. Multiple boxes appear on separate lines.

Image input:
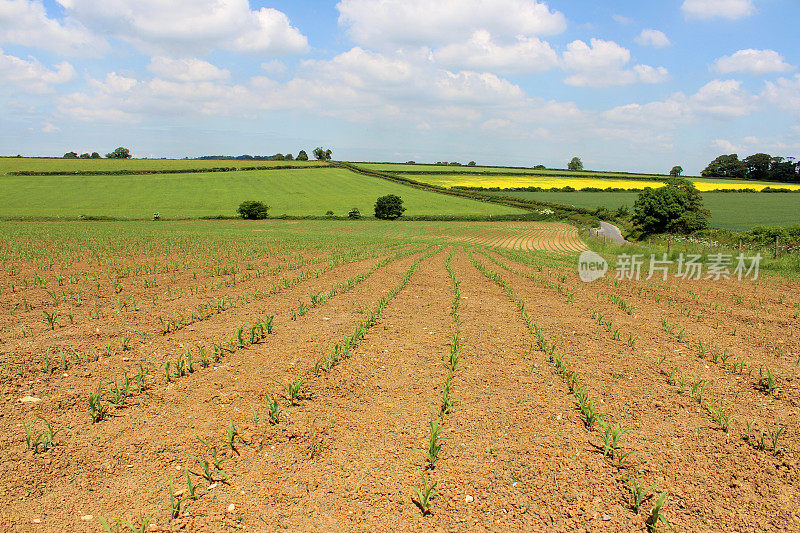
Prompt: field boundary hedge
<box><xmin>7</xmin><ymin>164</ymin><xmax>330</xmax><ymax>176</ymax></box>
<box><xmin>333</xmin><ymin>162</ymin><xmax>600</xmax><ymax>225</ymax></box>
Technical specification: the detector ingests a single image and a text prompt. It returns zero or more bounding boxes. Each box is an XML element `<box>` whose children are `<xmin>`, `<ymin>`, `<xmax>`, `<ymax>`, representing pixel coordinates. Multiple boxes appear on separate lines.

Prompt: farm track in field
<box><xmin>472</xmin><ymin>252</ymin><xmax>800</xmax><ymax>532</ymax></box>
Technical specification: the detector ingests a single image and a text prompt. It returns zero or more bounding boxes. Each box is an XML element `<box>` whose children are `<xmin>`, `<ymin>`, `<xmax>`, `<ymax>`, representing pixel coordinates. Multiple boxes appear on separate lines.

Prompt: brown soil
<box><xmin>1</xmin><ymin>226</ymin><xmax>798</xmax><ymax>532</ymax></box>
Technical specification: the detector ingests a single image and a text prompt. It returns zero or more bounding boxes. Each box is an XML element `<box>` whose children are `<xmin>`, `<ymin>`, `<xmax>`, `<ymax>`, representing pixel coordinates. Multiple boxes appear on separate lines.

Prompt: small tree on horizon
<box><xmin>106</xmin><ymin>147</ymin><xmax>131</xmax><ymax>159</ymax></box>
<box><xmin>63</xmin><ymin>151</ymin><xmax>78</xmax><ymax>158</ymax></box>
<box><xmin>296</xmin><ymin>150</ymin><xmax>309</xmax><ymax>161</ymax></box>
<box><xmin>313</xmin><ymin>147</ymin><xmax>332</xmax><ymax>161</ymax></box>
<box><xmin>670</xmin><ymin>165</ymin><xmax>683</xmax><ymax>177</ymax></box>
<box><xmin>568</xmin><ymin>157</ymin><xmax>583</xmax><ymax>171</ymax></box>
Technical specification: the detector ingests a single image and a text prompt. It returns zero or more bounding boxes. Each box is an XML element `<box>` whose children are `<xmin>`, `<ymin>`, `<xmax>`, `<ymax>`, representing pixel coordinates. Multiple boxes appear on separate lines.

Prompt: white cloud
<box><xmin>337</xmin><ymin>0</ymin><xmax>566</xmax><ymax>49</ymax></box>
<box><xmin>432</xmin><ymin>30</ymin><xmax>559</xmax><ymax>73</ymax></box>
<box><xmin>612</xmin><ymin>14</ymin><xmax>633</xmax><ymax>25</ymax></box>
<box><xmin>692</xmin><ymin>79</ymin><xmax>756</xmax><ymax>117</ymax></box>
<box><xmin>762</xmin><ymin>74</ymin><xmax>800</xmax><ymax>118</ymax></box>
<box><xmin>260</xmin><ymin>59</ymin><xmax>287</xmax><ymax>75</ymax></box>
<box><xmin>147</xmin><ymin>57</ymin><xmax>230</xmax><ymax>82</ymax></box>
<box><xmin>681</xmin><ymin>0</ymin><xmax>755</xmax><ymax>20</ymax></box>
<box><xmin>711</xmin><ymin>139</ymin><xmax>738</xmax><ymax>152</ymax></box>
<box><xmin>635</xmin><ymin>29</ymin><xmax>671</xmax><ymax>48</ymax></box>
<box><xmin>0</xmin><ymin>49</ymin><xmax>75</xmax><ymax>92</ymax></box>
<box><xmin>0</xmin><ymin>0</ymin><xmax>108</xmax><ymax>56</ymax></box>
<box><xmin>634</xmin><ymin>65</ymin><xmax>671</xmax><ymax>84</ymax></box>
<box><xmin>41</xmin><ymin>122</ymin><xmax>60</xmax><ymax>133</ymax></box>
<box><xmin>58</xmin><ymin>71</ymin><xmax>255</xmax><ymax>122</ymax></box>
<box><xmin>713</xmin><ymin>49</ymin><xmax>794</xmax><ymax>75</ymax></box>
<box><xmin>56</xmin><ymin>0</ymin><xmax>308</xmax><ymax>56</ymax></box>
<box><xmin>603</xmin><ymin>78</ymin><xmax>758</xmax><ymax>131</ymax></box>
<box><xmin>562</xmin><ymin>39</ymin><xmax>668</xmax><ymax>87</ymax></box>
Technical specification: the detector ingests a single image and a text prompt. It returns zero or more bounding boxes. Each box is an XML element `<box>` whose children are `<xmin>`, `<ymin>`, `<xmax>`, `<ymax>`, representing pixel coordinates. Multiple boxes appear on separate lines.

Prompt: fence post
<box><xmin>775</xmin><ymin>235</ymin><xmax>780</xmax><ymax>259</ymax></box>
<box><xmin>738</xmin><ymin>239</ymin><xmax>742</xmax><ymax>255</ymax></box>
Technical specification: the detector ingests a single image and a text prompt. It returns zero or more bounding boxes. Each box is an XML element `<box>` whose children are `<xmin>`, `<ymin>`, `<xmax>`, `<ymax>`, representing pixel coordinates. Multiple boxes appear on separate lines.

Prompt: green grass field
<box><xmin>0</xmin><ymin>166</ymin><xmax>526</xmax><ymax>219</ymax></box>
<box><xmin>0</xmin><ymin>157</ymin><xmax>317</xmax><ymax>175</ymax></box>
<box><xmin>484</xmin><ymin>191</ymin><xmax>800</xmax><ymax>231</ymax></box>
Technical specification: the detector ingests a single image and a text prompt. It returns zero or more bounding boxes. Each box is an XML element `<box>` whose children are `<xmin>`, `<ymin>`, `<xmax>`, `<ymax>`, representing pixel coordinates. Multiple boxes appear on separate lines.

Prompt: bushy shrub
<box><xmin>237</xmin><ymin>200</ymin><xmax>269</xmax><ymax>220</ymax></box>
<box><xmin>374</xmin><ymin>194</ymin><xmax>406</xmax><ymax>220</ymax></box>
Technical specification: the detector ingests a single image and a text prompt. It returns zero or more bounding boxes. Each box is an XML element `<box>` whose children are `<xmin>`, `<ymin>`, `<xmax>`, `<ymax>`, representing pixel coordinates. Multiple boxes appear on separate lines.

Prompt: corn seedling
<box><xmin>89</xmin><ymin>382</ymin><xmax>106</xmax><ymax>423</ymax></box>
<box><xmin>226</xmin><ymin>420</ymin><xmax>239</xmax><ymax>455</ymax></box>
<box><xmin>421</xmin><ymin>418</ymin><xmax>448</xmax><ymax>470</ymax></box>
<box><xmin>184</xmin><ymin>459</ymin><xmax>200</xmax><ymax>500</ymax></box>
<box><xmin>411</xmin><ymin>470</ymin><xmax>438</xmax><ymax>516</ymax></box>
<box><xmin>270</xmin><ymin>377</ymin><xmax>304</xmax><ymax>406</ymax></box>
<box><xmin>596</xmin><ymin>422</ymin><xmax>631</xmax><ymax>459</ymax></box>
<box><xmin>767</xmin><ymin>426</ymin><xmax>786</xmax><ymax>454</ymax></box>
<box><xmin>265</xmin><ymin>394</ymin><xmax>283</xmax><ymax>425</ymax></box>
<box><xmin>647</xmin><ymin>491</ymin><xmax>673</xmax><ymax>532</ymax></box>
<box><xmin>625</xmin><ymin>477</ymin><xmax>656</xmax><ymax>513</ymax></box>
<box><xmin>251</xmin><ymin>405</ymin><xmax>260</xmax><ymax>426</ymax></box>
<box><xmin>43</xmin><ymin>309</ymin><xmax>59</xmax><ymax>330</ymax></box>
<box><xmin>758</xmin><ymin>366</ymin><xmax>778</xmax><ymax>393</ymax></box>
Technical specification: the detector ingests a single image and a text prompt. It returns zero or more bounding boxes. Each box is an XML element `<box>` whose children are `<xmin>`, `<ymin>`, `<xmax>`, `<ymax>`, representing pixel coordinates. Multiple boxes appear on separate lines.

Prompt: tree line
<box><xmin>63</xmin><ymin>147</ymin><xmax>130</xmax><ymax>159</ymax></box>
<box><xmin>701</xmin><ymin>153</ymin><xmax>799</xmax><ymax>183</ymax></box>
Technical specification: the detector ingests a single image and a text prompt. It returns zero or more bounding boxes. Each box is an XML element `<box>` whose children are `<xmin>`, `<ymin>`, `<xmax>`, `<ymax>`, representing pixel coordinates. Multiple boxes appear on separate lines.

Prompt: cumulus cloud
<box><xmin>432</xmin><ymin>30</ymin><xmax>559</xmax><ymax>73</ymax></box>
<box><xmin>562</xmin><ymin>39</ymin><xmax>669</xmax><ymax>87</ymax></box>
<box><xmin>712</xmin><ymin>49</ymin><xmax>794</xmax><ymax>75</ymax></box>
<box><xmin>681</xmin><ymin>0</ymin><xmax>755</xmax><ymax>20</ymax></box>
<box><xmin>0</xmin><ymin>0</ymin><xmax>108</xmax><ymax>56</ymax></box>
<box><xmin>0</xmin><ymin>49</ymin><xmax>76</xmax><ymax>92</ymax></box>
<box><xmin>337</xmin><ymin>0</ymin><xmax>566</xmax><ymax>49</ymax></box>
<box><xmin>762</xmin><ymin>74</ymin><xmax>800</xmax><ymax>118</ymax></box>
<box><xmin>56</xmin><ymin>0</ymin><xmax>308</xmax><ymax>56</ymax></box>
<box><xmin>603</xmin><ymin>78</ymin><xmax>758</xmax><ymax>131</ymax></box>
<box><xmin>711</xmin><ymin>139</ymin><xmax>738</xmax><ymax>152</ymax></box>
<box><xmin>147</xmin><ymin>57</ymin><xmax>230</xmax><ymax>82</ymax></box>
<box><xmin>635</xmin><ymin>29</ymin><xmax>671</xmax><ymax>48</ymax></box>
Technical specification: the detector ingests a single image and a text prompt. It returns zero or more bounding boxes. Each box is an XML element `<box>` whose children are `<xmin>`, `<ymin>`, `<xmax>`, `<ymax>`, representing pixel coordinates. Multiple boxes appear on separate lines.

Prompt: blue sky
<box><xmin>0</xmin><ymin>0</ymin><xmax>798</xmax><ymax>173</ymax></box>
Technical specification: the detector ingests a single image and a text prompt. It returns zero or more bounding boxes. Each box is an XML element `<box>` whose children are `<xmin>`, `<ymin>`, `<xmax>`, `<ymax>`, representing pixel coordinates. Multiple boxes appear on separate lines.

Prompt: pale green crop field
<box><xmin>0</xmin><ymin>167</ymin><xmax>526</xmax><ymax>219</ymax></box>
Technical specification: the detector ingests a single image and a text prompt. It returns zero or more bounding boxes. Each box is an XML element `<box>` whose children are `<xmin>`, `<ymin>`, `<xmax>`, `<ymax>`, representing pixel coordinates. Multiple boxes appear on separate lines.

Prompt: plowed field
<box><xmin>1</xmin><ymin>220</ymin><xmax>797</xmax><ymax>532</ymax></box>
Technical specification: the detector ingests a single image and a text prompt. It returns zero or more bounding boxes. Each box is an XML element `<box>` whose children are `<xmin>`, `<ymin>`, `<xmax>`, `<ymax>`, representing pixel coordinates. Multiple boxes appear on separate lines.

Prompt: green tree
<box><xmin>63</xmin><ymin>151</ymin><xmax>78</xmax><ymax>159</ymax></box>
<box><xmin>296</xmin><ymin>150</ymin><xmax>308</xmax><ymax>161</ymax></box>
<box><xmin>701</xmin><ymin>154</ymin><xmax>746</xmax><ymax>179</ymax></box>
<box><xmin>313</xmin><ymin>147</ymin><xmax>332</xmax><ymax>161</ymax></box>
<box><xmin>285</xmin><ymin>153</ymin><xmax>294</xmax><ymax>161</ymax></box>
<box><xmin>632</xmin><ymin>178</ymin><xmax>710</xmax><ymax>234</ymax></box>
<box><xmin>273</xmin><ymin>153</ymin><xmax>284</xmax><ymax>161</ymax></box>
<box><xmin>106</xmin><ymin>147</ymin><xmax>131</xmax><ymax>159</ymax></box>
<box><xmin>568</xmin><ymin>157</ymin><xmax>583</xmax><ymax>171</ymax></box>
<box><xmin>374</xmin><ymin>194</ymin><xmax>406</xmax><ymax>220</ymax></box>
<box><xmin>90</xmin><ymin>152</ymin><xmax>101</xmax><ymax>159</ymax></box>
<box><xmin>743</xmin><ymin>153</ymin><xmax>771</xmax><ymax>180</ymax></box>
<box><xmin>467</xmin><ymin>161</ymin><xmax>476</xmax><ymax>166</ymax></box>
<box><xmin>348</xmin><ymin>208</ymin><xmax>361</xmax><ymax>219</ymax></box>
<box><xmin>79</xmin><ymin>153</ymin><xmax>90</xmax><ymax>159</ymax></box>
<box><xmin>237</xmin><ymin>200</ymin><xmax>269</xmax><ymax>220</ymax></box>
<box><xmin>669</xmin><ymin>165</ymin><xmax>683</xmax><ymax>177</ymax></box>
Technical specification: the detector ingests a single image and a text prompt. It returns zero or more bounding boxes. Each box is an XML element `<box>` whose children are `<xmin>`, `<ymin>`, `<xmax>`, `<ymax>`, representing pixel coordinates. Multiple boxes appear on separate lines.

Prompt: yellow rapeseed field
<box><xmin>411</xmin><ymin>174</ymin><xmax>800</xmax><ymax>191</ymax></box>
